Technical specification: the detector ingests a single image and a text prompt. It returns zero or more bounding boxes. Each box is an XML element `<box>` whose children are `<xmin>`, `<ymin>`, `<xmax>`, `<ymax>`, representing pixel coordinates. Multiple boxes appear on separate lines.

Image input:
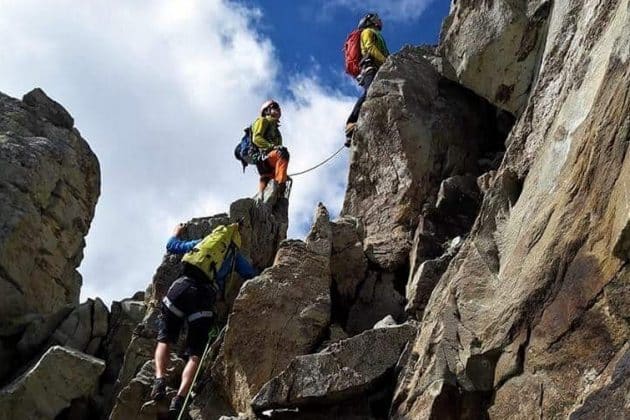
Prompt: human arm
<box><xmin>361</xmin><ymin>29</ymin><xmax>387</xmax><ymax>65</ymax></box>
<box><xmin>166</xmin><ymin>225</ymin><xmax>201</xmax><ymax>254</ymax></box>
<box><xmin>251</xmin><ymin>117</ymin><xmax>275</xmax><ymax>151</ymax></box>
<box><xmin>234</xmin><ymin>252</ymin><xmax>258</xmax><ymax>280</ymax></box>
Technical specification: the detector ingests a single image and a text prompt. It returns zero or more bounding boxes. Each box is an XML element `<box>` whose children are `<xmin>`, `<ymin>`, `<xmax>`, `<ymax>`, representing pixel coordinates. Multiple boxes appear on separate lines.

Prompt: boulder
<box><xmin>51</xmin><ymin>298</ymin><xmax>109</xmax><ymax>355</ymax></box>
<box><xmin>330</xmin><ymin>217</ymin><xmax>367</xmax><ymax>304</ymax></box>
<box><xmin>211</xmin><ymin>205</ymin><xmax>332</xmax><ymax>413</ymax></box>
<box><xmin>406</xmin><ymin>237</ymin><xmax>463</xmax><ymax>320</ymax></box>
<box><xmin>345</xmin><ymin>271</ymin><xmax>405</xmax><ymax>336</ymax></box>
<box><xmin>0</xmin><ymin>89</ymin><xmax>100</xmax><ymax>320</ymax></box>
<box><xmin>392</xmin><ymin>2</ymin><xmax>630</xmax><ymax>418</ymax></box>
<box><xmin>100</xmin><ymin>295</ymin><xmax>147</xmax><ymax>416</ymax></box>
<box><xmin>252</xmin><ymin>323</ymin><xmax>416</xmax><ymax>412</ymax></box>
<box><xmin>342</xmin><ymin>46</ymin><xmax>501</xmax><ymax>272</ymax></box>
<box><xmin>439</xmin><ymin>0</ymin><xmax>552</xmax><ymax>113</ymax></box>
<box><xmin>109</xmin><ymin>354</ymin><xmax>184</xmax><ymax>420</ymax></box>
<box><xmin>0</xmin><ymin>346</ymin><xmax>104</xmax><ymax>420</ymax></box>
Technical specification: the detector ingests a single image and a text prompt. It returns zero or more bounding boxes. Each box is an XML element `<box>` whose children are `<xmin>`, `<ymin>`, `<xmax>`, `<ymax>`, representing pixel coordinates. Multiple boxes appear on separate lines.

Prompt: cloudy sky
<box><xmin>0</xmin><ymin>0</ymin><xmax>448</xmax><ymax>305</ymax></box>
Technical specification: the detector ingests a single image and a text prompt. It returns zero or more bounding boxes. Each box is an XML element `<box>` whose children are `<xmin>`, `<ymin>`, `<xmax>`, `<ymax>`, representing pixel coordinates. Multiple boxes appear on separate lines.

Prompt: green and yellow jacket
<box><xmin>361</xmin><ymin>28</ymin><xmax>389</xmax><ymax>67</ymax></box>
<box><xmin>251</xmin><ymin>116</ymin><xmax>282</xmax><ymax>151</ymax></box>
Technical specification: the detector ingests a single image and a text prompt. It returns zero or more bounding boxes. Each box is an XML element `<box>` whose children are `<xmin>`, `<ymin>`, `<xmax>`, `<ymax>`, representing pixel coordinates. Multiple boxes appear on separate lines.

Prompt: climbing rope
<box><xmin>287</xmin><ymin>144</ymin><xmax>346</xmax><ymax>177</ymax></box>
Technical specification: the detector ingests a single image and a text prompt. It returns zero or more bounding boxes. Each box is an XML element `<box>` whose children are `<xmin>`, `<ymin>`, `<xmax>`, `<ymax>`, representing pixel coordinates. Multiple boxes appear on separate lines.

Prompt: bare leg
<box><xmin>154</xmin><ymin>342</ymin><xmax>170</xmax><ymax>378</ymax></box>
<box><xmin>177</xmin><ymin>355</ymin><xmax>200</xmax><ymax>397</ymax></box>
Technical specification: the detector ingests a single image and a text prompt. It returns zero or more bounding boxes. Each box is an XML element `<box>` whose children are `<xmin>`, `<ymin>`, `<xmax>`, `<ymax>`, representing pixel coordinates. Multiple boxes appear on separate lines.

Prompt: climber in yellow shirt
<box><xmin>345</xmin><ymin>13</ymin><xmax>389</xmax><ymax>146</ymax></box>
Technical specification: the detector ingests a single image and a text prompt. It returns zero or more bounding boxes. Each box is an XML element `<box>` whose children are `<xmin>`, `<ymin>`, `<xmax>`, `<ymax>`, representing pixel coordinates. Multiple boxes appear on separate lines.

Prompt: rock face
<box><xmin>342</xmin><ymin>46</ymin><xmax>503</xmax><ymax>272</ymax></box>
<box><xmin>211</xmin><ymin>205</ymin><xmax>332</xmax><ymax>413</ymax></box>
<box><xmin>251</xmin><ymin>323</ymin><xmax>416</xmax><ymax>412</ymax></box>
<box><xmin>0</xmin><ymin>89</ymin><xmax>100</xmax><ymax>320</ymax></box>
<box><xmin>0</xmin><ymin>346</ymin><xmax>104</xmax><ymax>420</ymax></box>
<box><xmin>439</xmin><ymin>0</ymin><xmax>552</xmax><ymax>114</ymax></box>
<box><xmin>392</xmin><ymin>1</ymin><xmax>630</xmax><ymax>418</ymax></box>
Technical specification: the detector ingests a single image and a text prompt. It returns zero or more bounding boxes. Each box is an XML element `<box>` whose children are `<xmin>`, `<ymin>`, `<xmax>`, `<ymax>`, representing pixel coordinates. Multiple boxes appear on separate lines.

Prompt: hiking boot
<box><xmin>344</xmin><ymin>136</ymin><xmax>352</xmax><ymax>148</ymax></box>
<box><xmin>168</xmin><ymin>395</ymin><xmax>185</xmax><ymax>419</ymax></box>
<box><xmin>150</xmin><ymin>377</ymin><xmax>166</xmax><ymax>401</ymax></box>
<box><xmin>263</xmin><ymin>180</ymin><xmax>279</xmax><ymax>205</ymax></box>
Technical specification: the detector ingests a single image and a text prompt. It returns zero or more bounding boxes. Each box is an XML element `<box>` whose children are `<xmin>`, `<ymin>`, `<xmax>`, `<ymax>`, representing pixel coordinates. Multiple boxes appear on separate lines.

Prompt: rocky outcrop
<box><xmin>392</xmin><ymin>1</ymin><xmax>630</xmax><ymax>418</ymax></box>
<box><xmin>330</xmin><ymin>217</ymin><xmax>367</xmax><ymax>306</ymax></box>
<box><xmin>345</xmin><ymin>271</ymin><xmax>405</xmax><ymax>336</ymax></box>
<box><xmin>439</xmin><ymin>0</ymin><xmax>552</xmax><ymax>114</ymax></box>
<box><xmin>211</xmin><ymin>204</ymin><xmax>331</xmax><ymax>414</ymax></box>
<box><xmin>251</xmin><ymin>323</ymin><xmax>416</xmax><ymax>412</ymax></box>
<box><xmin>342</xmin><ymin>46</ymin><xmax>503</xmax><ymax>272</ymax></box>
<box><xmin>0</xmin><ymin>89</ymin><xmax>100</xmax><ymax>320</ymax></box>
<box><xmin>0</xmin><ymin>346</ymin><xmax>104</xmax><ymax>420</ymax></box>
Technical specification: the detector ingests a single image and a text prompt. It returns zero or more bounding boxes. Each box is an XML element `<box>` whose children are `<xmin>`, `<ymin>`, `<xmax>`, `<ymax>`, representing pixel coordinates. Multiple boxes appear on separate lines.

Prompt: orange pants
<box><xmin>258</xmin><ymin>149</ymin><xmax>288</xmax><ymax>191</ymax></box>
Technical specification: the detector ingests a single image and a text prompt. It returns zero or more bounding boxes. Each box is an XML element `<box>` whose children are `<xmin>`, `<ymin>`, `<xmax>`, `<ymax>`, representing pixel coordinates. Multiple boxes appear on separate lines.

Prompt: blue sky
<box><xmin>241</xmin><ymin>0</ymin><xmax>448</xmax><ymax>95</ymax></box>
<box><xmin>0</xmin><ymin>0</ymin><xmax>449</xmax><ymax>305</ymax></box>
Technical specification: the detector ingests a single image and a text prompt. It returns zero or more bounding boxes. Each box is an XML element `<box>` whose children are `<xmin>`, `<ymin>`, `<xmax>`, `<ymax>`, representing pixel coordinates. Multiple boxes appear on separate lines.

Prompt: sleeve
<box><xmin>166</xmin><ymin>237</ymin><xmax>201</xmax><ymax>254</ymax></box>
<box><xmin>234</xmin><ymin>253</ymin><xmax>258</xmax><ymax>280</ymax></box>
<box><xmin>361</xmin><ymin>29</ymin><xmax>387</xmax><ymax>65</ymax></box>
<box><xmin>251</xmin><ymin>117</ymin><xmax>274</xmax><ymax>151</ymax></box>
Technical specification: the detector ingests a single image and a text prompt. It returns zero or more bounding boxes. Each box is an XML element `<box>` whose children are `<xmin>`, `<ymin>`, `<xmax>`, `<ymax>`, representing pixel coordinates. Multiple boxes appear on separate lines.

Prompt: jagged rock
<box><xmin>252</xmin><ymin>323</ymin><xmax>416</xmax><ymax>412</ymax></box>
<box><xmin>211</xmin><ymin>205</ymin><xmax>332</xmax><ymax>413</ymax></box>
<box><xmin>15</xmin><ymin>305</ymin><xmax>74</xmax><ymax>358</ymax></box>
<box><xmin>439</xmin><ymin>0</ymin><xmax>552</xmax><ymax>113</ymax></box>
<box><xmin>342</xmin><ymin>46</ymin><xmax>500</xmax><ymax>272</ymax></box>
<box><xmin>50</xmin><ymin>298</ymin><xmax>109</xmax><ymax>355</ymax></box>
<box><xmin>0</xmin><ymin>89</ymin><xmax>100</xmax><ymax>320</ymax></box>
<box><xmin>406</xmin><ymin>237</ymin><xmax>463</xmax><ymax>319</ymax></box>
<box><xmin>435</xmin><ymin>174</ymin><xmax>481</xmax><ymax>217</ymax></box>
<box><xmin>345</xmin><ymin>271</ymin><xmax>405</xmax><ymax>336</ymax></box>
<box><xmin>330</xmin><ymin>217</ymin><xmax>367</xmax><ymax>303</ymax></box>
<box><xmin>230</xmin><ymin>198</ymin><xmax>288</xmax><ymax>270</ymax></box>
<box><xmin>392</xmin><ymin>2</ymin><xmax>630</xmax><ymax>417</ymax></box>
<box><xmin>109</xmin><ymin>354</ymin><xmax>184</xmax><ymax>420</ymax></box>
<box><xmin>100</xmin><ymin>295</ymin><xmax>147</xmax><ymax>416</ymax></box>
<box><xmin>0</xmin><ymin>346</ymin><xmax>104</xmax><ymax>420</ymax></box>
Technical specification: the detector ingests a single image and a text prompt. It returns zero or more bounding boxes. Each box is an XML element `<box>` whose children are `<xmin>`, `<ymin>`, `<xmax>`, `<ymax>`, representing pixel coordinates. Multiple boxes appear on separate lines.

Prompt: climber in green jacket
<box><xmin>252</xmin><ymin>100</ymin><xmax>289</xmax><ymax>198</ymax></box>
<box><xmin>345</xmin><ymin>13</ymin><xmax>389</xmax><ymax>146</ymax></box>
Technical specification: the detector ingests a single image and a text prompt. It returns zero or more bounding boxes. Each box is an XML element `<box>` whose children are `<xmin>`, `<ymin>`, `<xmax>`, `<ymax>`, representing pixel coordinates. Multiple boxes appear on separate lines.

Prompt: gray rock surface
<box><xmin>0</xmin><ymin>346</ymin><xmax>104</xmax><ymax>420</ymax></box>
<box><xmin>211</xmin><ymin>205</ymin><xmax>332</xmax><ymax>413</ymax></box>
<box><xmin>342</xmin><ymin>46</ymin><xmax>500</xmax><ymax>272</ymax></box>
<box><xmin>345</xmin><ymin>271</ymin><xmax>405</xmax><ymax>336</ymax></box>
<box><xmin>439</xmin><ymin>0</ymin><xmax>552</xmax><ymax>113</ymax></box>
<box><xmin>392</xmin><ymin>1</ymin><xmax>630</xmax><ymax>418</ymax></box>
<box><xmin>251</xmin><ymin>323</ymin><xmax>416</xmax><ymax>411</ymax></box>
<box><xmin>330</xmin><ymin>217</ymin><xmax>368</xmax><ymax>304</ymax></box>
<box><xmin>0</xmin><ymin>89</ymin><xmax>100</xmax><ymax>320</ymax></box>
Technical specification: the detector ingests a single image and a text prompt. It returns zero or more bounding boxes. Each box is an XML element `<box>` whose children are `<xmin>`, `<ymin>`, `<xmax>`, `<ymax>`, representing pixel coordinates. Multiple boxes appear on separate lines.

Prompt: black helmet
<box><xmin>358</xmin><ymin>13</ymin><xmax>382</xmax><ymax>30</ymax></box>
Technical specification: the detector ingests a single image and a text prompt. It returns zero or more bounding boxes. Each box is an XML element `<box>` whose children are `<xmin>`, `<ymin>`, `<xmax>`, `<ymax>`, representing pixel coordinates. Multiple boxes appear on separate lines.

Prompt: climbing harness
<box><xmin>287</xmin><ymin>145</ymin><xmax>346</xmax><ymax>177</ymax></box>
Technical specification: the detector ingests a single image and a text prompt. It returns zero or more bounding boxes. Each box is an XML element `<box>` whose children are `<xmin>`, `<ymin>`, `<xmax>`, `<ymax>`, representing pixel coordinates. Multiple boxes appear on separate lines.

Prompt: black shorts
<box><xmin>157</xmin><ymin>276</ymin><xmax>217</xmax><ymax>357</ymax></box>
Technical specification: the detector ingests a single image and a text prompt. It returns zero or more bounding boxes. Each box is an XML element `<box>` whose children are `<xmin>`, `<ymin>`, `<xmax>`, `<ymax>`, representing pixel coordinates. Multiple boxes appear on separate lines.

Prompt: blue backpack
<box><xmin>234</xmin><ymin>127</ymin><xmax>261</xmax><ymax>172</ymax></box>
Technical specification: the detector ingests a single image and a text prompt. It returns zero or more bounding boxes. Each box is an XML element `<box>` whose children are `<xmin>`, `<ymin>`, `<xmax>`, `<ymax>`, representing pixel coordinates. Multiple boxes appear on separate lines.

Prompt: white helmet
<box><xmin>260</xmin><ymin>99</ymin><xmax>280</xmax><ymax>116</ymax></box>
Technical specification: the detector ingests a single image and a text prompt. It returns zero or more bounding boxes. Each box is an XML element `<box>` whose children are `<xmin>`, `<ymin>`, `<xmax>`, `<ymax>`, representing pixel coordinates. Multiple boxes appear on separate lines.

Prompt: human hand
<box><xmin>172</xmin><ymin>223</ymin><xmax>185</xmax><ymax>237</ymax></box>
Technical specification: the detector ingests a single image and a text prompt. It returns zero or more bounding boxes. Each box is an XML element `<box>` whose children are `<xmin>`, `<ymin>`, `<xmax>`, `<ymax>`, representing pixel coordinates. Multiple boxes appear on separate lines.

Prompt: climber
<box><xmin>252</xmin><ymin>100</ymin><xmax>290</xmax><ymax>201</ymax></box>
<box><xmin>344</xmin><ymin>12</ymin><xmax>389</xmax><ymax>147</ymax></box>
<box><xmin>151</xmin><ymin>222</ymin><xmax>257</xmax><ymax>417</ymax></box>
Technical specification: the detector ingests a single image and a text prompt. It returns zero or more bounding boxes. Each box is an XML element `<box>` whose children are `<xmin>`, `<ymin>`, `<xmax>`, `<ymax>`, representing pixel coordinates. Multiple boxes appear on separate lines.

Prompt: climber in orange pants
<box><xmin>252</xmin><ymin>100</ymin><xmax>290</xmax><ymax>197</ymax></box>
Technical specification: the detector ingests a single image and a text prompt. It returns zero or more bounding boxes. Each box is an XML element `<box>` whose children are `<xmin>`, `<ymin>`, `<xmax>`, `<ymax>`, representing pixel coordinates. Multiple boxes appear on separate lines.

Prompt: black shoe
<box><xmin>150</xmin><ymin>377</ymin><xmax>166</xmax><ymax>401</ymax></box>
<box><xmin>169</xmin><ymin>395</ymin><xmax>185</xmax><ymax>419</ymax></box>
<box><xmin>344</xmin><ymin>137</ymin><xmax>352</xmax><ymax>148</ymax></box>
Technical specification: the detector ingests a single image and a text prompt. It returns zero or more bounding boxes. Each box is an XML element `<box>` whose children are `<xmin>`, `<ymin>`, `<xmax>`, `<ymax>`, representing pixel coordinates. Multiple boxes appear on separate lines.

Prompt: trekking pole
<box><xmin>287</xmin><ymin>145</ymin><xmax>345</xmax><ymax>177</ymax></box>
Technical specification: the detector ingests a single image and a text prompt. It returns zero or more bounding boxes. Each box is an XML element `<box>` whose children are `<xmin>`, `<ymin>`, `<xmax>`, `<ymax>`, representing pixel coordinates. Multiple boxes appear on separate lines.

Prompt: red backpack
<box><xmin>343</xmin><ymin>29</ymin><xmax>362</xmax><ymax>77</ymax></box>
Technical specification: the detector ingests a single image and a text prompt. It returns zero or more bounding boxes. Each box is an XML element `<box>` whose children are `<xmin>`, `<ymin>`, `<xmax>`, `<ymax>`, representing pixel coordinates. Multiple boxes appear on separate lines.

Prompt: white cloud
<box><xmin>327</xmin><ymin>0</ymin><xmax>435</xmax><ymax>22</ymax></box>
<box><xmin>0</xmin><ymin>0</ymin><xmax>355</xmax><ymax>305</ymax></box>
